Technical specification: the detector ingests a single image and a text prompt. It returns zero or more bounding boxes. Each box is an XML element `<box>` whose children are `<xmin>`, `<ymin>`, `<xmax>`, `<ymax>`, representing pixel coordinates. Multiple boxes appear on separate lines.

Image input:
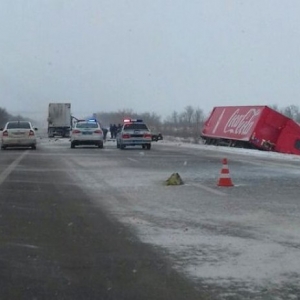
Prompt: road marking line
<box><xmin>0</xmin><ymin>151</ymin><xmax>28</xmax><ymax>185</ymax></box>
<box><xmin>7</xmin><ymin>242</ymin><xmax>39</xmax><ymax>249</ymax></box>
<box><xmin>190</xmin><ymin>182</ymin><xmax>227</xmax><ymax>196</ymax></box>
<box><xmin>127</xmin><ymin>157</ymin><xmax>139</xmax><ymax>163</ymax></box>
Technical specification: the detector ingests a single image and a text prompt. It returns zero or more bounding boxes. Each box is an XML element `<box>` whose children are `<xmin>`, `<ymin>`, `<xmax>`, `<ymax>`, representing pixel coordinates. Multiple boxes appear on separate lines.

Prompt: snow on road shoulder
<box><xmin>63</xmin><ymin>138</ymin><xmax>300</xmax><ymax>299</ymax></box>
<box><xmin>158</xmin><ymin>137</ymin><xmax>300</xmax><ymax>162</ymax></box>
<box><xmin>116</xmin><ymin>184</ymin><xmax>300</xmax><ymax>298</ymax></box>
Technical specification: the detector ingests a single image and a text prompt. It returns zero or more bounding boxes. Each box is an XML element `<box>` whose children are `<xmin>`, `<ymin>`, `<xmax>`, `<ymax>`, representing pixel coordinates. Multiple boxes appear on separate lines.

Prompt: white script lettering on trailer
<box><xmin>224</xmin><ymin>109</ymin><xmax>261</xmax><ymax>135</ymax></box>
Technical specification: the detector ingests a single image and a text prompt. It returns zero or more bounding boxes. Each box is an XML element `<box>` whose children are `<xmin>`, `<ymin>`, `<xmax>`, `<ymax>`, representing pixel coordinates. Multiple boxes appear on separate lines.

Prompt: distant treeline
<box><xmin>269</xmin><ymin>104</ymin><xmax>300</xmax><ymax>123</ymax></box>
<box><xmin>95</xmin><ymin>104</ymin><xmax>300</xmax><ymax>142</ymax></box>
<box><xmin>0</xmin><ymin>107</ymin><xmax>30</xmax><ymax>128</ymax></box>
<box><xmin>2</xmin><ymin>103</ymin><xmax>299</xmax><ymax>140</ymax></box>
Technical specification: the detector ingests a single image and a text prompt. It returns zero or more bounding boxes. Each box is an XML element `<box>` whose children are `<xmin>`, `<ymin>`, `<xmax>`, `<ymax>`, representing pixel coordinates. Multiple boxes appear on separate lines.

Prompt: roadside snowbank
<box><xmin>160</xmin><ymin>136</ymin><xmax>300</xmax><ymax>162</ymax></box>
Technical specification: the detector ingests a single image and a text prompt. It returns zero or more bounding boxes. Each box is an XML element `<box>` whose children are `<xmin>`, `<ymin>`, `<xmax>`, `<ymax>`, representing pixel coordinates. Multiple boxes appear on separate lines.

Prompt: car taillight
<box><xmin>122</xmin><ymin>134</ymin><xmax>130</xmax><ymax>139</ymax></box>
<box><xmin>29</xmin><ymin>130</ymin><xmax>35</xmax><ymax>136</ymax></box>
<box><xmin>72</xmin><ymin>130</ymin><xmax>81</xmax><ymax>134</ymax></box>
<box><xmin>94</xmin><ymin>130</ymin><xmax>103</xmax><ymax>134</ymax></box>
<box><xmin>144</xmin><ymin>133</ymin><xmax>152</xmax><ymax>138</ymax></box>
<box><xmin>2</xmin><ymin>130</ymin><xmax>8</xmax><ymax>137</ymax></box>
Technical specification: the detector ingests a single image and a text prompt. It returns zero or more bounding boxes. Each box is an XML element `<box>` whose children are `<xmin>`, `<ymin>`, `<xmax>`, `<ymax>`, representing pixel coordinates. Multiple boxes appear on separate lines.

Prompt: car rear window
<box><xmin>76</xmin><ymin>122</ymin><xmax>98</xmax><ymax>129</ymax></box>
<box><xmin>123</xmin><ymin>123</ymin><xmax>148</xmax><ymax>130</ymax></box>
<box><xmin>7</xmin><ymin>122</ymin><xmax>31</xmax><ymax>129</ymax></box>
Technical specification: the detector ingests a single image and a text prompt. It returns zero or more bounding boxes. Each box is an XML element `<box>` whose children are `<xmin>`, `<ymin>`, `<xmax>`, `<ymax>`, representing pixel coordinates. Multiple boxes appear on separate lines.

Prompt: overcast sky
<box><xmin>1</xmin><ymin>0</ymin><xmax>300</xmax><ymax>122</ymax></box>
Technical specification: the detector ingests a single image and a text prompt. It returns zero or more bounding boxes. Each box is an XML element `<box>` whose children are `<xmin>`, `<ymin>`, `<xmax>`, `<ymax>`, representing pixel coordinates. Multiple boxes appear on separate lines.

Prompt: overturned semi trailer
<box><xmin>201</xmin><ymin>105</ymin><xmax>300</xmax><ymax>155</ymax></box>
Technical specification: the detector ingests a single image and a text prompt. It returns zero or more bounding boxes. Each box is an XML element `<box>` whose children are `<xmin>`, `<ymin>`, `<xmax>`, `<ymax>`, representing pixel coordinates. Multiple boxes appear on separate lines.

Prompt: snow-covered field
<box><xmin>60</xmin><ymin>138</ymin><xmax>300</xmax><ymax>299</ymax></box>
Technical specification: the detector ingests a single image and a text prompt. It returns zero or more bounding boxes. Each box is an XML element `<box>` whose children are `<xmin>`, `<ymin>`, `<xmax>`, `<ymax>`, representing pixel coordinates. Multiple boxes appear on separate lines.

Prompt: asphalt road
<box><xmin>0</xmin><ymin>139</ymin><xmax>207</xmax><ymax>300</ymax></box>
<box><xmin>1</xmin><ymin>138</ymin><xmax>300</xmax><ymax>299</ymax></box>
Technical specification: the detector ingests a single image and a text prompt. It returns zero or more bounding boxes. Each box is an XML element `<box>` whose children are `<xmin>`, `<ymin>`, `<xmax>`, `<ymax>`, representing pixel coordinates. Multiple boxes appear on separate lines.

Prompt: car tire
<box><xmin>71</xmin><ymin>142</ymin><xmax>76</xmax><ymax>149</ymax></box>
<box><xmin>120</xmin><ymin>144</ymin><xmax>125</xmax><ymax>150</ymax></box>
<box><xmin>1</xmin><ymin>146</ymin><xmax>6</xmax><ymax>150</ymax></box>
<box><xmin>31</xmin><ymin>145</ymin><xmax>37</xmax><ymax>150</ymax></box>
<box><xmin>146</xmin><ymin>143</ymin><xmax>151</xmax><ymax>150</ymax></box>
<box><xmin>98</xmin><ymin>142</ymin><xmax>104</xmax><ymax>149</ymax></box>
<box><xmin>116</xmin><ymin>142</ymin><xmax>120</xmax><ymax>148</ymax></box>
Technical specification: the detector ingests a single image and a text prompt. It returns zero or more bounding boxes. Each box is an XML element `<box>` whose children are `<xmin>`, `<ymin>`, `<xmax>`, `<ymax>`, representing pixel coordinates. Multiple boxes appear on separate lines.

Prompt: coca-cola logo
<box><xmin>224</xmin><ymin>108</ymin><xmax>261</xmax><ymax>135</ymax></box>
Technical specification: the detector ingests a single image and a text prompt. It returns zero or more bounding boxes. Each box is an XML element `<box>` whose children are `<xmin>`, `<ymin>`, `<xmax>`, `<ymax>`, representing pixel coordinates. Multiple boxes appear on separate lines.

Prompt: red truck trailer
<box><xmin>201</xmin><ymin>105</ymin><xmax>300</xmax><ymax>155</ymax></box>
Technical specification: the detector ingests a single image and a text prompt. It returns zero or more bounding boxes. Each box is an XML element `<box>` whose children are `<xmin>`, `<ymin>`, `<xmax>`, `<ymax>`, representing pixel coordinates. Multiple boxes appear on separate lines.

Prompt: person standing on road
<box><xmin>112</xmin><ymin>124</ymin><xmax>117</xmax><ymax>138</ymax></box>
<box><xmin>110</xmin><ymin>124</ymin><xmax>113</xmax><ymax>139</ymax></box>
<box><xmin>103</xmin><ymin>127</ymin><xmax>108</xmax><ymax>140</ymax></box>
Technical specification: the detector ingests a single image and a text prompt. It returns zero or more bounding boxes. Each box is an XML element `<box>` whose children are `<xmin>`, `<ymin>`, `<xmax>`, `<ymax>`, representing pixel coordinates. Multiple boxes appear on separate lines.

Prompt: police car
<box><xmin>70</xmin><ymin>119</ymin><xmax>104</xmax><ymax>149</ymax></box>
<box><xmin>116</xmin><ymin>119</ymin><xmax>152</xmax><ymax>150</ymax></box>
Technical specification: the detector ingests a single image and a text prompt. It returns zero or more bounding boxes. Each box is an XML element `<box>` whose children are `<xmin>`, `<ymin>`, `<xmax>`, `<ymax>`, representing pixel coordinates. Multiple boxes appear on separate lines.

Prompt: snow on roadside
<box><xmin>114</xmin><ymin>140</ymin><xmax>300</xmax><ymax>296</ymax></box>
<box><xmin>117</xmin><ymin>187</ymin><xmax>300</xmax><ymax>294</ymax></box>
<box><xmin>62</xmin><ymin>138</ymin><xmax>300</xmax><ymax>298</ymax></box>
<box><xmin>159</xmin><ymin>136</ymin><xmax>300</xmax><ymax>162</ymax></box>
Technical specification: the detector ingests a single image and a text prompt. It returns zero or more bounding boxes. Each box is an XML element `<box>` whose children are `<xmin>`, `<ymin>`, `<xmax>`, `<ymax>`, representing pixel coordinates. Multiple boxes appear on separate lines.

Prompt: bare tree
<box><xmin>282</xmin><ymin>105</ymin><xmax>300</xmax><ymax>121</ymax></box>
<box><xmin>269</xmin><ymin>104</ymin><xmax>279</xmax><ymax>111</ymax></box>
<box><xmin>0</xmin><ymin>107</ymin><xmax>9</xmax><ymax>127</ymax></box>
<box><xmin>170</xmin><ymin>111</ymin><xmax>178</xmax><ymax>125</ymax></box>
<box><xmin>0</xmin><ymin>107</ymin><xmax>33</xmax><ymax>128</ymax></box>
<box><xmin>138</xmin><ymin>112</ymin><xmax>161</xmax><ymax>131</ymax></box>
<box><xmin>192</xmin><ymin>108</ymin><xmax>204</xmax><ymax>143</ymax></box>
<box><xmin>184</xmin><ymin>105</ymin><xmax>194</xmax><ymax>126</ymax></box>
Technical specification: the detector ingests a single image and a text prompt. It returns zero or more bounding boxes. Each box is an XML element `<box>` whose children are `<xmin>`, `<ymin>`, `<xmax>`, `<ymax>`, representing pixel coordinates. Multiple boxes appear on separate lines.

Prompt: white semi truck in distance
<box><xmin>47</xmin><ymin>103</ymin><xmax>72</xmax><ymax>138</ymax></box>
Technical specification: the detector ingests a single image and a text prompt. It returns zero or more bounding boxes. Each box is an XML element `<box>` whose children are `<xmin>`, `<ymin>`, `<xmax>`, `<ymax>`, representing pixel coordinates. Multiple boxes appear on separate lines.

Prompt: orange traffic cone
<box><xmin>217</xmin><ymin>158</ymin><xmax>234</xmax><ymax>187</ymax></box>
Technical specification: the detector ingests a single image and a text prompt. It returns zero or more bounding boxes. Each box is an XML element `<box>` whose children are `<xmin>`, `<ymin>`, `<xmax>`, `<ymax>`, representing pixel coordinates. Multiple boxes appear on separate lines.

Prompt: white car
<box><xmin>116</xmin><ymin>119</ymin><xmax>152</xmax><ymax>150</ymax></box>
<box><xmin>70</xmin><ymin>119</ymin><xmax>104</xmax><ymax>149</ymax></box>
<box><xmin>1</xmin><ymin>121</ymin><xmax>37</xmax><ymax>150</ymax></box>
